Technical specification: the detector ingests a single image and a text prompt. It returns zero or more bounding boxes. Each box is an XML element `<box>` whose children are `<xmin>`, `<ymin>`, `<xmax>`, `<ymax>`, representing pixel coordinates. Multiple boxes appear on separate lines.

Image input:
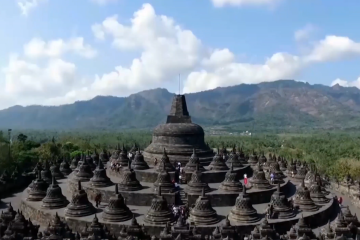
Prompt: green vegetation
<box><xmin>0</xmin><ymin>130</ymin><xmax>359</xmax><ymax>182</ymax></box>
<box><xmin>2</xmin><ymin>80</ymin><xmax>360</xmax><ymax>132</ymax></box>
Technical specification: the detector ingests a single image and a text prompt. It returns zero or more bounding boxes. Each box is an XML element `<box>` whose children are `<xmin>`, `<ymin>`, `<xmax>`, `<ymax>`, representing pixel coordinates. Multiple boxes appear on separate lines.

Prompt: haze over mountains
<box><xmin>0</xmin><ymin>80</ymin><xmax>360</xmax><ymax>131</ymax></box>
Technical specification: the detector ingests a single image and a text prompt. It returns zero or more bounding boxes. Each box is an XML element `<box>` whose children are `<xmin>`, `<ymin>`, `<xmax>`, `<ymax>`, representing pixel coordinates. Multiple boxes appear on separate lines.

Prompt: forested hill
<box><xmin>1</xmin><ymin>80</ymin><xmax>360</xmax><ymax>131</ymax></box>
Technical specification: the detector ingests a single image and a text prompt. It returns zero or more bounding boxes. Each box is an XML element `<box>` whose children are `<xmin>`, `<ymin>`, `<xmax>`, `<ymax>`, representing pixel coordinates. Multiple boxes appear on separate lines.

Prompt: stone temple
<box><xmin>1</xmin><ymin>93</ymin><xmax>356</xmax><ymax>240</ymax></box>
<box><xmin>142</xmin><ymin>94</ymin><xmax>214</xmax><ymax>166</ymax></box>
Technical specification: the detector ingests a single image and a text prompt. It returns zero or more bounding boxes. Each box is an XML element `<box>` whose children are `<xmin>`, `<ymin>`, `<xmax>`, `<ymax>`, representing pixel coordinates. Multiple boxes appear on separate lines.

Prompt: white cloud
<box><xmin>294</xmin><ymin>24</ymin><xmax>316</xmax><ymax>41</ymax></box>
<box><xmin>210</xmin><ymin>0</ymin><xmax>283</xmax><ymax>7</ymax></box>
<box><xmin>16</xmin><ymin>0</ymin><xmax>46</xmax><ymax>16</ymax></box>
<box><xmin>331</xmin><ymin>77</ymin><xmax>360</xmax><ymax>89</ymax></box>
<box><xmin>3</xmin><ymin>3</ymin><xmax>360</xmax><ymax>109</ymax></box>
<box><xmin>91</xmin><ymin>0</ymin><xmax>118</xmax><ymax>5</ymax></box>
<box><xmin>24</xmin><ymin>37</ymin><xmax>97</xmax><ymax>59</ymax></box>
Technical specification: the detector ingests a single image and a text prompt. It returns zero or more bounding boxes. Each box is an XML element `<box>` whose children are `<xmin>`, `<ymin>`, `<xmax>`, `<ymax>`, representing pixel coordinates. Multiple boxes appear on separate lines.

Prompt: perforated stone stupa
<box><xmin>117</xmin><ymin>163</ymin><xmax>142</xmax><ymax>191</ymax></box>
<box><xmin>293</xmin><ymin>181</ymin><xmax>319</xmax><ymax>212</ymax></box>
<box><xmin>208</xmin><ymin>149</ymin><xmax>229</xmax><ymax>171</ymax></box>
<box><xmin>219</xmin><ymin>164</ymin><xmax>243</xmax><ymax>192</ymax></box>
<box><xmin>102</xmin><ymin>185</ymin><xmax>133</xmax><ymax>222</ymax></box>
<box><xmin>184</xmin><ymin>149</ymin><xmax>205</xmax><ymax>172</ymax></box>
<box><xmin>143</xmin><ymin>94</ymin><xmax>214</xmax><ymax>166</ymax></box>
<box><xmin>41</xmin><ymin>176</ymin><xmax>69</xmax><ymax>209</ymax></box>
<box><xmin>131</xmin><ymin>150</ymin><xmax>149</xmax><ymax>170</ymax></box>
<box><xmin>186</xmin><ymin>163</ymin><xmax>211</xmax><ymax>194</ymax></box>
<box><xmin>27</xmin><ymin>170</ymin><xmax>49</xmax><ymax>201</ymax></box>
<box><xmin>153</xmin><ymin>161</ymin><xmax>175</xmax><ymax>193</ymax></box>
<box><xmin>188</xmin><ymin>188</ymin><xmax>220</xmax><ymax>225</ymax></box>
<box><xmin>90</xmin><ymin>159</ymin><xmax>112</xmax><ymax>187</ymax></box>
<box><xmin>270</xmin><ymin>183</ymin><xmax>295</xmax><ymax>219</ymax></box>
<box><xmin>229</xmin><ymin>187</ymin><xmax>260</xmax><ymax>224</ymax></box>
<box><xmin>144</xmin><ymin>186</ymin><xmax>175</xmax><ymax>225</ymax></box>
<box><xmin>64</xmin><ymin>181</ymin><xmax>95</xmax><ymax>217</ymax></box>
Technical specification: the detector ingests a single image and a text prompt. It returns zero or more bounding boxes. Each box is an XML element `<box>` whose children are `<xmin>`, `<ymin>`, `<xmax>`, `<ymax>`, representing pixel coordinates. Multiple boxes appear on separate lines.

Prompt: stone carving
<box><xmin>27</xmin><ymin>170</ymin><xmax>49</xmax><ymax>201</ymax></box>
<box><xmin>219</xmin><ymin>163</ymin><xmax>243</xmax><ymax>192</ymax></box>
<box><xmin>208</xmin><ymin>149</ymin><xmax>229</xmax><ymax>171</ymax></box>
<box><xmin>229</xmin><ymin>187</ymin><xmax>260</xmax><ymax>223</ymax></box>
<box><xmin>89</xmin><ymin>159</ymin><xmax>112</xmax><ymax>188</ymax></box>
<box><xmin>59</xmin><ymin>158</ymin><xmax>72</xmax><ymax>176</ymax></box>
<box><xmin>143</xmin><ymin>95</ymin><xmax>214</xmax><ymax>166</ymax></box>
<box><xmin>247</xmin><ymin>151</ymin><xmax>259</xmax><ymax>166</ymax></box>
<box><xmin>103</xmin><ymin>184</ymin><xmax>133</xmax><ymax>222</ymax></box>
<box><xmin>226</xmin><ymin>147</ymin><xmax>244</xmax><ymax>169</ymax></box>
<box><xmin>144</xmin><ymin>186</ymin><xmax>175</xmax><ymax>225</ymax></box>
<box><xmin>155</xmin><ymin>148</ymin><xmax>175</xmax><ymax>172</ymax></box>
<box><xmin>154</xmin><ymin>161</ymin><xmax>175</xmax><ymax>193</ymax></box>
<box><xmin>116</xmin><ymin>144</ymin><xmax>130</xmax><ymax>167</ymax></box>
<box><xmin>131</xmin><ymin>150</ymin><xmax>150</xmax><ymax>170</ymax></box>
<box><xmin>41</xmin><ymin>176</ymin><xmax>69</xmax><ymax>209</ymax></box>
<box><xmin>49</xmin><ymin>161</ymin><xmax>64</xmax><ymax>180</ymax></box>
<box><xmin>293</xmin><ymin>180</ymin><xmax>319</xmax><ymax>212</ymax></box>
<box><xmin>184</xmin><ymin>149</ymin><xmax>206</xmax><ymax>173</ymax></box>
<box><xmin>309</xmin><ymin>181</ymin><xmax>330</xmax><ymax>204</ymax></box>
<box><xmin>117</xmin><ymin>163</ymin><xmax>142</xmax><ymax>191</ymax></box>
<box><xmin>64</xmin><ymin>181</ymin><xmax>96</xmax><ymax>217</ymax></box>
<box><xmin>270</xmin><ymin>183</ymin><xmax>295</xmax><ymax>219</ymax></box>
<box><xmin>74</xmin><ymin>156</ymin><xmax>94</xmax><ymax>182</ymax></box>
<box><xmin>250</xmin><ymin>163</ymin><xmax>272</xmax><ymax>190</ymax></box>
<box><xmin>186</xmin><ymin>163</ymin><xmax>211</xmax><ymax>194</ymax></box>
<box><xmin>188</xmin><ymin>188</ymin><xmax>220</xmax><ymax>225</ymax></box>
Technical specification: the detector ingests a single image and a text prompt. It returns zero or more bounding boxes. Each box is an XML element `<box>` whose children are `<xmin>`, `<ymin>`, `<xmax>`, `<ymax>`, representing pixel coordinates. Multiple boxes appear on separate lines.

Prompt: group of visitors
<box><xmin>171</xmin><ymin>204</ymin><xmax>189</xmax><ymax>220</ymax></box>
<box><xmin>110</xmin><ymin>161</ymin><xmax>122</xmax><ymax>172</ymax></box>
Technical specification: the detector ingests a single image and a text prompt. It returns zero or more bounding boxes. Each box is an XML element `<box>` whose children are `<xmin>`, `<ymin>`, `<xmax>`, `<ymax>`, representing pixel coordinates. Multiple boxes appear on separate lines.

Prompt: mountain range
<box><xmin>1</xmin><ymin>80</ymin><xmax>360</xmax><ymax>132</ymax></box>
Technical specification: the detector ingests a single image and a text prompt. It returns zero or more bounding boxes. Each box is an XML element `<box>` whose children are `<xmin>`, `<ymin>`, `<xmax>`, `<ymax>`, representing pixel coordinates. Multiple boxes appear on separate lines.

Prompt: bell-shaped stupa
<box><xmin>250</xmin><ymin>163</ymin><xmax>272</xmax><ymax>189</ymax></box>
<box><xmin>309</xmin><ymin>181</ymin><xmax>330</xmax><ymax>204</ymax></box>
<box><xmin>74</xmin><ymin>157</ymin><xmax>94</xmax><ymax>182</ymax></box>
<box><xmin>116</xmin><ymin>144</ymin><xmax>130</xmax><ymax>166</ymax></box>
<box><xmin>188</xmin><ymin>188</ymin><xmax>220</xmax><ymax>225</ymax></box>
<box><xmin>153</xmin><ymin>161</ymin><xmax>175</xmax><ymax>193</ymax></box>
<box><xmin>208</xmin><ymin>149</ymin><xmax>229</xmax><ymax>171</ymax></box>
<box><xmin>143</xmin><ymin>94</ymin><xmax>214</xmax><ymax>166</ymax></box>
<box><xmin>64</xmin><ymin>181</ymin><xmax>96</xmax><ymax>217</ymax></box>
<box><xmin>50</xmin><ymin>161</ymin><xmax>64</xmax><ymax>180</ymax></box>
<box><xmin>270</xmin><ymin>183</ymin><xmax>295</xmax><ymax>219</ymax></box>
<box><xmin>131</xmin><ymin>150</ymin><xmax>149</xmax><ymax>170</ymax></box>
<box><xmin>229</xmin><ymin>187</ymin><xmax>260</xmax><ymax>223</ymax></box>
<box><xmin>184</xmin><ymin>149</ymin><xmax>206</xmax><ymax>172</ymax></box>
<box><xmin>117</xmin><ymin>163</ymin><xmax>142</xmax><ymax>191</ymax></box>
<box><xmin>89</xmin><ymin>159</ymin><xmax>112</xmax><ymax>187</ymax></box>
<box><xmin>27</xmin><ymin>170</ymin><xmax>49</xmax><ymax>201</ymax></box>
<box><xmin>236</xmin><ymin>147</ymin><xmax>247</xmax><ymax>164</ymax></box>
<box><xmin>155</xmin><ymin>149</ymin><xmax>175</xmax><ymax>172</ymax></box>
<box><xmin>41</xmin><ymin>176</ymin><xmax>69</xmax><ymax>209</ymax></box>
<box><xmin>247</xmin><ymin>151</ymin><xmax>259</xmax><ymax>166</ymax></box>
<box><xmin>219</xmin><ymin>164</ymin><xmax>243</xmax><ymax>192</ymax></box>
<box><xmin>60</xmin><ymin>158</ymin><xmax>72</xmax><ymax>176</ymax></box>
<box><xmin>100</xmin><ymin>149</ymin><xmax>109</xmax><ymax>164</ymax></box>
<box><xmin>186</xmin><ymin>163</ymin><xmax>211</xmax><ymax>194</ymax></box>
<box><xmin>41</xmin><ymin>160</ymin><xmax>52</xmax><ymax>184</ymax></box>
<box><xmin>293</xmin><ymin>180</ymin><xmax>319</xmax><ymax>212</ymax></box>
<box><xmin>70</xmin><ymin>154</ymin><xmax>80</xmax><ymax>171</ymax></box>
<box><xmin>144</xmin><ymin>186</ymin><xmax>175</xmax><ymax>225</ymax></box>
<box><xmin>226</xmin><ymin>147</ymin><xmax>243</xmax><ymax>168</ymax></box>
<box><xmin>103</xmin><ymin>185</ymin><xmax>133</xmax><ymax>222</ymax></box>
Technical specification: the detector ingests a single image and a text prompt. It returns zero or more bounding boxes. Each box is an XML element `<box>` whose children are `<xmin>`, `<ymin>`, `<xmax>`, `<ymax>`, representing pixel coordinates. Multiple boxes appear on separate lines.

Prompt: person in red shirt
<box><xmin>338</xmin><ymin>196</ymin><xmax>343</xmax><ymax>207</ymax></box>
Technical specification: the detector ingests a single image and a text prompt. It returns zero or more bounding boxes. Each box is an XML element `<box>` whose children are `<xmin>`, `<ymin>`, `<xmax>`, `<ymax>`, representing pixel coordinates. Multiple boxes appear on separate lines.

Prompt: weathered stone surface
<box><xmin>115</xmin><ymin>145</ymin><xmax>130</xmax><ymax>166</ymax></box>
<box><xmin>153</xmin><ymin>161</ymin><xmax>175</xmax><ymax>193</ymax></box>
<box><xmin>184</xmin><ymin>149</ymin><xmax>206</xmax><ymax>173</ymax></box>
<box><xmin>100</xmin><ymin>149</ymin><xmax>110</xmax><ymax>164</ymax></box>
<box><xmin>131</xmin><ymin>150</ymin><xmax>149</xmax><ymax>170</ymax></box>
<box><xmin>247</xmin><ymin>151</ymin><xmax>259</xmax><ymax>166</ymax></box>
<box><xmin>49</xmin><ymin>162</ymin><xmax>64</xmax><ymax>180</ymax></box>
<box><xmin>270</xmin><ymin>183</ymin><xmax>295</xmax><ymax>219</ymax></box>
<box><xmin>74</xmin><ymin>157</ymin><xmax>94</xmax><ymax>182</ymax></box>
<box><xmin>27</xmin><ymin>170</ymin><xmax>48</xmax><ymax>202</ymax></box>
<box><xmin>219</xmin><ymin>164</ymin><xmax>243</xmax><ymax>192</ymax></box>
<box><xmin>41</xmin><ymin>160</ymin><xmax>52</xmax><ymax>184</ymax></box>
<box><xmin>143</xmin><ymin>95</ymin><xmax>214</xmax><ymax>166</ymax></box>
<box><xmin>102</xmin><ymin>184</ymin><xmax>133</xmax><ymax>222</ymax></box>
<box><xmin>229</xmin><ymin>187</ymin><xmax>260</xmax><ymax>224</ymax></box>
<box><xmin>155</xmin><ymin>149</ymin><xmax>175</xmax><ymax>172</ymax></box>
<box><xmin>186</xmin><ymin>163</ymin><xmax>211</xmax><ymax>194</ymax></box>
<box><xmin>208</xmin><ymin>149</ymin><xmax>228</xmax><ymax>171</ymax></box>
<box><xmin>188</xmin><ymin>188</ymin><xmax>220</xmax><ymax>225</ymax></box>
<box><xmin>144</xmin><ymin>186</ymin><xmax>175</xmax><ymax>225</ymax></box>
<box><xmin>64</xmin><ymin>181</ymin><xmax>96</xmax><ymax>217</ymax></box>
<box><xmin>117</xmin><ymin>163</ymin><xmax>142</xmax><ymax>191</ymax></box>
<box><xmin>226</xmin><ymin>147</ymin><xmax>243</xmax><ymax>169</ymax></box>
<box><xmin>250</xmin><ymin>163</ymin><xmax>272</xmax><ymax>190</ymax></box>
<box><xmin>59</xmin><ymin>158</ymin><xmax>72</xmax><ymax>176</ymax></box>
<box><xmin>41</xmin><ymin>176</ymin><xmax>69</xmax><ymax>209</ymax></box>
<box><xmin>89</xmin><ymin>159</ymin><xmax>112</xmax><ymax>188</ymax></box>
<box><xmin>309</xmin><ymin>181</ymin><xmax>330</xmax><ymax>204</ymax></box>
<box><xmin>293</xmin><ymin>181</ymin><xmax>319</xmax><ymax>212</ymax></box>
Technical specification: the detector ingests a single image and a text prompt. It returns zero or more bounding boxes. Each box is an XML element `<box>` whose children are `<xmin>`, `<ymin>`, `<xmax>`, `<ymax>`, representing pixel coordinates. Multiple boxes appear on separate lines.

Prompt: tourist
<box><xmin>175</xmin><ymin>181</ymin><xmax>179</xmax><ymax>190</ymax></box>
<box><xmin>95</xmin><ymin>193</ymin><xmax>102</xmax><ymax>208</ymax></box>
<box><xmin>270</xmin><ymin>172</ymin><xmax>274</xmax><ymax>184</ymax></box>
<box><xmin>291</xmin><ymin>171</ymin><xmax>294</xmax><ymax>178</ymax></box>
<box><xmin>338</xmin><ymin>196</ymin><xmax>343</xmax><ymax>207</ymax></box>
<box><xmin>154</xmin><ymin>158</ymin><xmax>158</xmax><ymax>166</ymax></box>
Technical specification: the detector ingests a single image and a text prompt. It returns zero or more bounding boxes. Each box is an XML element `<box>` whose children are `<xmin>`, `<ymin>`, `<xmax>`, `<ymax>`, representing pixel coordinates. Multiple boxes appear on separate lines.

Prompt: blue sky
<box><xmin>1</xmin><ymin>0</ymin><xmax>360</xmax><ymax>109</ymax></box>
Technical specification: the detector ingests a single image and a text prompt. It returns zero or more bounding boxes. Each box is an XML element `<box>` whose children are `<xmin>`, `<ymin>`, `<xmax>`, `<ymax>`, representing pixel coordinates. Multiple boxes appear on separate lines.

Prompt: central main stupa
<box><xmin>143</xmin><ymin>94</ymin><xmax>214</xmax><ymax>166</ymax></box>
